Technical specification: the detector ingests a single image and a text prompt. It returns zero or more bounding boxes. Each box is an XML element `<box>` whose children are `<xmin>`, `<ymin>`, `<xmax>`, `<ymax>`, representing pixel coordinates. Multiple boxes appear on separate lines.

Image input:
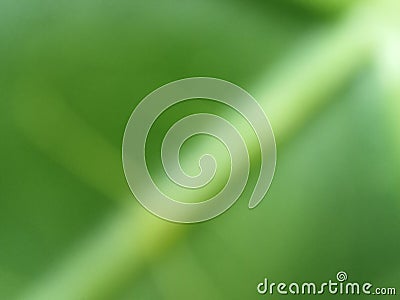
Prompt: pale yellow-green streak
<box><xmin>17</xmin><ymin>1</ymin><xmax>391</xmax><ymax>299</ymax></box>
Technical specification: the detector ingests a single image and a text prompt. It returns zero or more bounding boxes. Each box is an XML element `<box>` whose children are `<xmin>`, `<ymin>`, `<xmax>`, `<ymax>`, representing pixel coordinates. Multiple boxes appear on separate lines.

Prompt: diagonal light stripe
<box><xmin>16</xmin><ymin>1</ymin><xmax>392</xmax><ymax>298</ymax></box>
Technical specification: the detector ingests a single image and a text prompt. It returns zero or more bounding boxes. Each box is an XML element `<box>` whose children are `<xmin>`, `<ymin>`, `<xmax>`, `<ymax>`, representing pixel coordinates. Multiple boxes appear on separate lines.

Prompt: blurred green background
<box><xmin>1</xmin><ymin>0</ymin><xmax>399</xmax><ymax>299</ymax></box>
